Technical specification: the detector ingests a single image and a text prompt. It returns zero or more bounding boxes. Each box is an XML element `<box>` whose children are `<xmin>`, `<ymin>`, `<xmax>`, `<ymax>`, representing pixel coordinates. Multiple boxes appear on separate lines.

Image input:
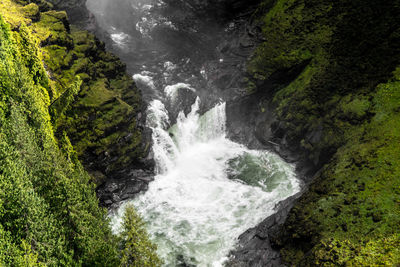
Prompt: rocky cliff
<box><xmin>230</xmin><ymin>0</ymin><xmax>400</xmax><ymax>265</ymax></box>
<box><xmin>44</xmin><ymin>0</ymin><xmax>91</xmax><ymax>25</ymax></box>
<box><xmin>15</xmin><ymin>0</ymin><xmax>154</xmax><ymax>207</ymax></box>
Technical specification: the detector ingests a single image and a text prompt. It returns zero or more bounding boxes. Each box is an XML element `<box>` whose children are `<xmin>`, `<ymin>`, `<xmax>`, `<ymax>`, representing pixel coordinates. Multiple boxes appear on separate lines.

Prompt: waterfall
<box><xmin>110</xmin><ymin>96</ymin><xmax>301</xmax><ymax>266</ymax></box>
<box><xmin>87</xmin><ymin>0</ymin><xmax>302</xmax><ymax>265</ymax></box>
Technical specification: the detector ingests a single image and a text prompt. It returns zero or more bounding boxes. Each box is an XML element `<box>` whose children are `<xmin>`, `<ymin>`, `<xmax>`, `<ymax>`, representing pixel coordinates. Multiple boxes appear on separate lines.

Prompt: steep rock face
<box><xmin>13</xmin><ymin>0</ymin><xmax>153</xmax><ymax>207</ymax></box>
<box><xmin>16</xmin><ymin>0</ymin><xmax>94</xmax><ymax>28</ymax></box>
<box><xmin>163</xmin><ymin>0</ymin><xmax>262</xmax><ymax>19</ymax></box>
<box><xmin>45</xmin><ymin>0</ymin><xmax>90</xmax><ymax>24</ymax></box>
<box><xmin>42</xmin><ymin>13</ymin><xmax>153</xmax><ymax>206</ymax></box>
<box><xmin>230</xmin><ymin>0</ymin><xmax>400</xmax><ymax>265</ymax></box>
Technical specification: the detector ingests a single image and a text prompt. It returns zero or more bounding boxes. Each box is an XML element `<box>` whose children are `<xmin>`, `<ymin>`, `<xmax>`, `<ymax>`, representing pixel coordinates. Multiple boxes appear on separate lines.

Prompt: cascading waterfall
<box><xmin>88</xmin><ymin>0</ymin><xmax>301</xmax><ymax>265</ymax></box>
<box><xmin>111</xmin><ymin>95</ymin><xmax>301</xmax><ymax>266</ymax></box>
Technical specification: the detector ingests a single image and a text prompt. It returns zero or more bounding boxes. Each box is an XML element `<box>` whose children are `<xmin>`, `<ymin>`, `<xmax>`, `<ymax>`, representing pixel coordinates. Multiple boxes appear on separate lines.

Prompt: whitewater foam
<box><xmin>110</xmin><ymin>97</ymin><xmax>301</xmax><ymax>266</ymax></box>
<box><xmin>133</xmin><ymin>73</ymin><xmax>156</xmax><ymax>90</ymax></box>
<box><xmin>110</xmin><ymin>32</ymin><xmax>130</xmax><ymax>48</ymax></box>
<box><xmin>164</xmin><ymin>83</ymin><xmax>195</xmax><ymax>100</ymax></box>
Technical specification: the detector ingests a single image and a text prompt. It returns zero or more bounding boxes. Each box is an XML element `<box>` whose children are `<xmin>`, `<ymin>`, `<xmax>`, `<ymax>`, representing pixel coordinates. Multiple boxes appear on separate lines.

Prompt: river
<box><xmin>86</xmin><ymin>0</ymin><xmax>302</xmax><ymax>265</ymax></box>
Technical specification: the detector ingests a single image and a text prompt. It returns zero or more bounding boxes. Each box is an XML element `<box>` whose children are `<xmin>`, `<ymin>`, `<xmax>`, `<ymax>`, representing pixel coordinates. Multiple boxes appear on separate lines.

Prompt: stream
<box><xmin>86</xmin><ymin>0</ymin><xmax>302</xmax><ymax>265</ymax></box>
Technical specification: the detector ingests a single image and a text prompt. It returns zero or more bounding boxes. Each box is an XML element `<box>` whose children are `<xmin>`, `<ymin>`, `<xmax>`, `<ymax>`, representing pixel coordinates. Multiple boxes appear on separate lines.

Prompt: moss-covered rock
<box><xmin>7</xmin><ymin>1</ymin><xmax>151</xmax><ymax>184</ymax></box>
<box><xmin>45</xmin><ymin>0</ymin><xmax>90</xmax><ymax>25</ymax></box>
<box><xmin>247</xmin><ymin>0</ymin><xmax>400</xmax><ymax>265</ymax></box>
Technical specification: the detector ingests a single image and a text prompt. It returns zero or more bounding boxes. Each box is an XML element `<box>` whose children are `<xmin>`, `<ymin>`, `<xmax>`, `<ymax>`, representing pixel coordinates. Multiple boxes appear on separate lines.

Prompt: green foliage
<box><xmin>0</xmin><ymin>1</ymin><xmax>159</xmax><ymax>265</ymax></box>
<box><xmin>249</xmin><ymin>0</ymin><xmax>400</xmax><ymax>265</ymax></box>
<box><xmin>339</xmin><ymin>95</ymin><xmax>371</xmax><ymax>121</ymax></box>
<box><xmin>119</xmin><ymin>205</ymin><xmax>162</xmax><ymax>267</ymax></box>
<box><xmin>0</xmin><ymin>226</ymin><xmax>45</xmax><ymax>267</ymax></box>
<box><xmin>0</xmin><ymin>10</ymin><xmax>123</xmax><ymax>266</ymax></box>
<box><xmin>248</xmin><ymin>0</ymin><xmax>332</xmax><ymax>81</ymax></box>
<box><xmin>40</xmin><ymin>22</ymin><xmax>145</xmax><ymax>177</ymax></box>
<box><xmin>49</xmin><ymin>77</ymin><xmax>82</xmax><ymax>121</ymax></box>
<box><xmin>3</xmin><ymin>0</ymin><xmax>147</xmax><ymax>182</ymax></box>
<box><xmin>279</xmin><ymin>77</ymin><xmax>400</xmax><ymax>265</ymax></box>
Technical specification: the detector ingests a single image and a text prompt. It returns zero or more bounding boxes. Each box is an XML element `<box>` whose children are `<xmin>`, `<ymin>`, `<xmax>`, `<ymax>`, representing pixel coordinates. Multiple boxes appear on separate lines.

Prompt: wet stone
<box><xmin>104</xmin><ymin>200</ymin><xmax>113</xmax><ymax>205</ymax></box>
<box><xmin>105</xmin><ymin>182</ymin><xmax>119</xmax><ymax>193</ymax></box>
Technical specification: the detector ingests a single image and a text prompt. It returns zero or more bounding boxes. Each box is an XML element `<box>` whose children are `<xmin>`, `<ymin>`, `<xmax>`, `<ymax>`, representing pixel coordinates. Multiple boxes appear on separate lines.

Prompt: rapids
<box><xmin>87</xmin><ymin>0</ymin><xmax>302</xmax><ymax>265</ymax></box>
<box><xmin>110</xmin><ymin>96</ymin><xmax>300</xmax><ymax>266</ymax></box>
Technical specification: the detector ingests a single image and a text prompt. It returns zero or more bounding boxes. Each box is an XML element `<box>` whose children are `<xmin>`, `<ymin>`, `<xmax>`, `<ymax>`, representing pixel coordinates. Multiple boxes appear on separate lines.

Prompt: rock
<box><xmin>105</xmin><ymin>182</ymin><xmax>119</xmax><ymax>193</ymax></box>
<box><xmin>164</xmin><ymin>0</ymin><xmax>262</xmax><ymax>20</ymax></box>
<box><xmin>112</xmin><ymin>193</ymin><xmax>120</xmax><ymax>203</ymax></box>
<box><xmin>137</xmin><ymin>176</ymin><xmax>154</xmax><ymax>183</ymax></box>
<box><xmin>239</xmin><ymin>34</ymin><xmax>254</xmax><ymax>48</ymax></box>
<box><xmin>46</xmin><ymin>0</ymin><xmax>91</xmax><ymax>26</ymax></box>
<box><xmin>166</xmin><ymin>87</ymin><xmax>198</xmax><ymax>123</ymax></box>
<box><xmin>97</xmin><ymin>167</ymin><xmax>155</xmax><ymax>207</ymax></box>
<box><xmin>306</xmin><ymin>124</ymin><xmax>324</xmax><ymax>145</ymax></box>
<box><xmin>21</xmin><ymin>3</ymin><xmax>40</xmax><ymax>22</ymax></box>
<box><xmin>227</xmin><ymin>193</ymin><xmax>303</xmax><ymax>267</ymax></box>
<box><xmin>123</xmin><ymin>182</ymin><xmax>143</xmax><ymax>195</ymax></box>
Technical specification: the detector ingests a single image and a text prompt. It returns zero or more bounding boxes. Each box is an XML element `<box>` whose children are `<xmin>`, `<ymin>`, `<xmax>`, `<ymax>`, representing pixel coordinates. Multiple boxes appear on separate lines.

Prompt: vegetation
<box><xmin>248</xmin><ymin>0</ymin><xmax>400</xmax><ymax>265</ymax></box>
<box><xmin>33</xmin><ymin>5</ymin><xmax>148</xmax><ymax>183</ymax></box>
<box><xmin>3</xmin><ymin>0</ymin><xmax>149</xmax><ymax>185</ymax></box>
<box><xmin>2</xmin><ymin>0</ymin><xmax>398</xmax><ymax>265</ymax></box>
<box><xmin>120</xmin><ymin>205</ymin><xmax>163</xmax><ymax>267</ymax></box>
<box><xmin>0</xmin><ymin>0</ymin><xmax>160</xmax><ymax>266</ymax></box>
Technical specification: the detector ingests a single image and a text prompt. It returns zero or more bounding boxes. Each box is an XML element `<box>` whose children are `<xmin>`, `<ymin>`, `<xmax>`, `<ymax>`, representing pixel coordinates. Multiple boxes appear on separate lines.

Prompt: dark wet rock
<box><xmin>45</xmin><ymin>0</ymin><xmax>94</xmax><ymax>28</ymax></box>
<box><xmin>166</xmin><ymin>87</ymin><xmax>198</xmax><ymax>123</ymax></box>
<box><xmin>226</xmin><ymin>93</ymin><xmax>266</xmax><ymax>149</ymax></box>
<box><xmin>121</xmin><ymin>183</ymin><xmax>141</xmax><ymax>198</ymax></box>
<box><xmin>306</xmin><ymin>124</ymin><xmax>324</xmax><ymax>146</ymax></box>
<box><xmin>104</xmin><ymin>182</ymin><xmax>119</xmax><ymax>193</ymax></box>
<box><xmin>164</xmin><ymin>0</ymin><xmax>262</xmax><ymax>21</ymax></box>
<box><xmin>97</xmin><ymin>168</ymin><xmax>155</xmax><ymax>208</ymax></box>
<box><xmin>227</xmin><ymin>193</ymin><xmax>303</xmax><ymax>267</ymax></box>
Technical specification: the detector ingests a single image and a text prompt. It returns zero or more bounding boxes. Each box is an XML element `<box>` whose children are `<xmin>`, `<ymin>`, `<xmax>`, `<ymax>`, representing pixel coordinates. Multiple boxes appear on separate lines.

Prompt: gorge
<box><xmin>0</xmin><ymin>0</ymin><xmax>399</xmax><ymax>266</ymax></box>
<box><xmin>86</xmin><ymin>0</ymin><xmax>301</xmax><ymax>265</ymax></box>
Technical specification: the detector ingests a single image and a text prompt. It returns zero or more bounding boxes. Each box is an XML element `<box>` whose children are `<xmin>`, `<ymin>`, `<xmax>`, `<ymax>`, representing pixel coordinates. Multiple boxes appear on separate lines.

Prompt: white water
<box><xmin>87</xmin><ymin>1</ymin><xmax>301</xmax><ymax>264</ymax></box>
<box><xmin>133</xmin><ymin>73</ymin><xmax>157</xmax><ymax>90</ymax></box>
<box><xmin>110</xmin><ymin>28</ymin><xmax>131</xmax><ymax>49</ymax></box>
<box><xmin>111</xmin><ymin>96</ymin><xmax>301</xmax><ymax>266</ymax></box>
<box><xmin>164</xmin><ymin>83</ymin><xmax>195</xmax><ymax>100</ymax></box>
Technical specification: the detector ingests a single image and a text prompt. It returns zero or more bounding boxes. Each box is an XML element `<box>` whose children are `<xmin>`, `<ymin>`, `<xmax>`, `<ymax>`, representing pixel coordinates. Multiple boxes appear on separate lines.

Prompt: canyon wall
<box><xmin>230</xmin><ymin>0</ymin><xmax>400</xmax><ymax>265</ymax></box>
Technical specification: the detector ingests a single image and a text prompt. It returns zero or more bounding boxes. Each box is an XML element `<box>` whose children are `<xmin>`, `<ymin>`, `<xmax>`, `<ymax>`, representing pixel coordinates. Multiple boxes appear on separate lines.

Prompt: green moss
<box><xmin>14</xmin><ymin>0</ymin><xmax>53</xmax><ymax>11</ymax></box>
<box><xmin>249</xmin><ymin>0</ymin><xmax>400</xmax><ymax>265</ymax></box>
<box><xmin>34</xmin><ymin>11</ymin><xmax>72</xmax><ymax>48</ymax></box>
<box><xmin>339</xmin><ymin>95</ymin><xmax>371</xmax><ymax>121</ymax></box>
<box><xmin>248</xmin><ymin>0</ymin><xmax>332</xmax><ymax>81</ymax></box>
<box><xmin>79</xmin><ymin>78</ymin><xmax>115</xmax><ymax>106</ymax></box>
<box><xmin>18</xmin><ymin>6</ymin><xmax>145</xmax><ymax>175</ymax></box>
<box><xmin>20</xmin><ymin>3</ymin><xmax>40</xmax><ymax>21</ymax></box>
<box><xmin>280</xmin><ymin>77</ymin><xmax>400</xmax><ymax>265</ymax></box>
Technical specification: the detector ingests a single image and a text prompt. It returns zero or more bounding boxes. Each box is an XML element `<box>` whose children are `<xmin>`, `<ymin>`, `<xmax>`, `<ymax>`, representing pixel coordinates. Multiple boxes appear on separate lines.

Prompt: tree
<box><xmin>119</xmin><ymin>205</ymin><xmax>162</xmax><ymax>267</ymax></box>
